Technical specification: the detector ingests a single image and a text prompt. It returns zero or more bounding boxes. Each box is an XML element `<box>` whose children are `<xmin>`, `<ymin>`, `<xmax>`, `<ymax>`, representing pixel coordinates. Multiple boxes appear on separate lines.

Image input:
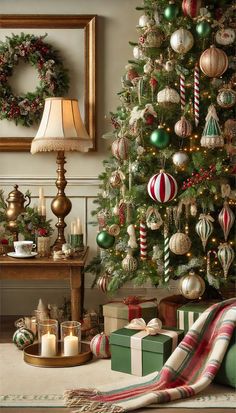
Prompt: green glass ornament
<box><xmin>150</xmin><ymin>127</ymin><xmax>170</xmax><ymax>149</ymax></box>
<box><xmin>196</xmin><ymin>21</ymin><xmax>211</xmax><ymax>38</ymax></box>
<box><xmin>164</xmin><ymin>2</ymin><xmax>179</xmax><ymax>21</ymax></box>
<box><xmin>96</xmin><ymin>230</ymin><xmax>115</xmax><ymax>249</ymax></box>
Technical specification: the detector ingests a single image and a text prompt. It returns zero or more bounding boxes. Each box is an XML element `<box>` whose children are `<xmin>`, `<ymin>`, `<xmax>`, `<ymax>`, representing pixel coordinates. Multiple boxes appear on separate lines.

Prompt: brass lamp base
<box><xmin>51</xmin><ymin>151</ymin><xmax>72</xmax><ymax>251</ymax></box>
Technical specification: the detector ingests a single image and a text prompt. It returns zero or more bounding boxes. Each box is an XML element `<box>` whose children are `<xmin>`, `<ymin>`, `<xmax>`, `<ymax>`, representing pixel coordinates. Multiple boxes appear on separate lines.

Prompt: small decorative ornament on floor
<box><xmin>90</xmin><ymin>332</ymin><xmax>111</xmax><ymax>358</ymax></box>
<box><xmin>13</xmin><ymin>323</ymin><xmax>35</xmax><ymax>350</ymax></box>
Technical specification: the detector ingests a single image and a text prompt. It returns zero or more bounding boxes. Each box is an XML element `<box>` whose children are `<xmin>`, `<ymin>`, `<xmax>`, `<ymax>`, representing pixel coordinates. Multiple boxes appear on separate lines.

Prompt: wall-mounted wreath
<box><xmin>0</xmin><ymin>33</ymin><xmax>69</xmax><ymax>127</ymax></box>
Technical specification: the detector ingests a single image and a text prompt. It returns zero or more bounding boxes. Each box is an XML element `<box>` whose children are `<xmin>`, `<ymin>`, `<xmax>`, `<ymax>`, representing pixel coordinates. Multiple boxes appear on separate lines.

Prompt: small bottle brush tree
<box><xmin>88</xmin><ymin>0</ymin><xmax>235</xmax><ymax>296</ymax></box>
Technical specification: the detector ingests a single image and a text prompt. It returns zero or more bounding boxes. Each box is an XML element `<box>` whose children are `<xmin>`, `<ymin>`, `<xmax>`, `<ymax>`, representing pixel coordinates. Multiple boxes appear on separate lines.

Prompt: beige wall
<box><xmin>0</xmin><ymin>1</ymin><xmax>178</xmax><ymax>315</ymax></box>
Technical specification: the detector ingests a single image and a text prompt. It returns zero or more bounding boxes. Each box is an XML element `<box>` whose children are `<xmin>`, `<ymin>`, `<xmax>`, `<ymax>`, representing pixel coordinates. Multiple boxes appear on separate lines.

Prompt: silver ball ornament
<box><xmin>179</xmin><ymin>270</ymin><xmax>205</xmax><ymax>300</ymax></box>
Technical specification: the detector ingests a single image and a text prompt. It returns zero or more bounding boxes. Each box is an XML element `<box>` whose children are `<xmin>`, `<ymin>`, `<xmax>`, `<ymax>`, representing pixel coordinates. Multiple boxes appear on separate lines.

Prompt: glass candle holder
<box><xmin>60</xmin><ymin>321</ymin><xmax>81</xmax><ymax>356</ymax></box>
<box><xmin>38</xmin><ymin>319</ymin><xmax>58</xmax><ymax>357</ymax></box>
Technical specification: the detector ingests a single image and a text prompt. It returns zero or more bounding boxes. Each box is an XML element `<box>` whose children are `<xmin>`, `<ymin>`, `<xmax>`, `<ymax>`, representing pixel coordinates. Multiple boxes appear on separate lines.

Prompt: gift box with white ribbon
<box><xmin>110</xmin><ymin>318</ymin><xmax>184</xmax><ymax>376</ymax></box>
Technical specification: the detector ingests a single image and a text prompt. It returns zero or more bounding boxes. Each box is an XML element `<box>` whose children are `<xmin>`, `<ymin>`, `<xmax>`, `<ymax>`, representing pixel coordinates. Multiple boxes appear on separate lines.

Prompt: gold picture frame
<box><xmin>0</xmin><ymin>14</ymin><xmax>97</xmax><ymax>151</ymax></box>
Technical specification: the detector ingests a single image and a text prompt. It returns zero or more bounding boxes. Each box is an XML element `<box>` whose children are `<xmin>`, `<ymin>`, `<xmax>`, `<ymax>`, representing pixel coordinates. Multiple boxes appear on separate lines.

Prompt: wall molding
<box><xmin>0</xmin><ymin>176</ymin><xmax>100</xmax><ymax>186</ymax></box>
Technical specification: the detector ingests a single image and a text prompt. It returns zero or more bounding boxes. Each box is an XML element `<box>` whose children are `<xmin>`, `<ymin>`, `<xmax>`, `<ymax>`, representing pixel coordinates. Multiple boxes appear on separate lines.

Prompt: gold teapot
<box><xmin>6</xmin><ymin>185</ymin><xmax>31</xmax><ymax>240</ymax></box>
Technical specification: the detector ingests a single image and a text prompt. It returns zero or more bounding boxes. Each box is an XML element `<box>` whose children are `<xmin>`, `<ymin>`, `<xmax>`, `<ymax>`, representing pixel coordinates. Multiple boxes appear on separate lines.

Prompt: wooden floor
<box><xmin>0</xmin><ymin>316</ymin><xmax>235</xmax><ymax>413</ymax></box>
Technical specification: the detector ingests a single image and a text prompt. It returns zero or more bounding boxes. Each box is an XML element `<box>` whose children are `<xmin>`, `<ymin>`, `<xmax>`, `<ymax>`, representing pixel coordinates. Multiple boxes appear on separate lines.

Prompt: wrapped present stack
<box><xmin>103</xmin><ymin>296</ymin><xmax>157</xmax><ymax>335</ymax></box>
<box><xmin>110</xmin><ymin>318</ymin><xmax>184</xmax><ymax>376</ymax></box>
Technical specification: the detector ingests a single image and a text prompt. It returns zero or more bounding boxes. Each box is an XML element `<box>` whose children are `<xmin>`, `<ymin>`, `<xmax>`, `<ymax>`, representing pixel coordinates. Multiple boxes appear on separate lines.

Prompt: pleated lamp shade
<box><xmin>31</xmin><ymin>97</ymin><xmax>92</xmax><ymax>154</ymax></box>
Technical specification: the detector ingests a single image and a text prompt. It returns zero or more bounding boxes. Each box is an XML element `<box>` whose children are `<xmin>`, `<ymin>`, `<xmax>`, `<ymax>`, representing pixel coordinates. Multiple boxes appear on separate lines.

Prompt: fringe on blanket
<box><xmin>64</xmin><ymin>389</ymin><xmax>124</xmax><ymax>412</ymax></box>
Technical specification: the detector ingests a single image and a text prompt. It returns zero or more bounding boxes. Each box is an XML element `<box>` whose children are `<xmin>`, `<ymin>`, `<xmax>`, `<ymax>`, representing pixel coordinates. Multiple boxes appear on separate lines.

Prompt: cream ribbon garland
<box><xmin>125</xmin><ymin>318</ymin><xmax>179</xmax><ymax>376</ymax></box>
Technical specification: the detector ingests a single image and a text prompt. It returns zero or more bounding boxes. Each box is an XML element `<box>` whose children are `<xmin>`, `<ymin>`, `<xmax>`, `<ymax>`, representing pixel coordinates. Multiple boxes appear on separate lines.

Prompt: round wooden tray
<box><xmin>24</xmin><ymin>341</ymin><xmax>92</xmax><ymax>367</ymax></box>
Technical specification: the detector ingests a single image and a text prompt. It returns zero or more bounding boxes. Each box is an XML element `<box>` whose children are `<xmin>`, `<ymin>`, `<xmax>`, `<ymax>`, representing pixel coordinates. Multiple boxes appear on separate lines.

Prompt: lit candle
<box><xmin>41</xmin><ymin>196</ymin><xmax>46</xmax><ymax>217</ymax></box>
<box><xmin>71</xmin><ymin>221</ymin><xmax>76</xmax><ymax>235</ymax></box>
<box><xmin>64</xmin><ymin>332</ymin><xmax>79</xmax><ymax>356</ymax></box>
<box><xmin>77</xmin><ymin>218</ymin><xmax>83</xmax><ymax>235</ymax></box>
<box><xmin>41</xmin><ymin>331</ymin><xmax>56</xmax><ymax>357</ymax></box>
<box><xmin>39</xmin><ymin>187</ymin><xmax>44</xmax><ymax>199</ymax></box>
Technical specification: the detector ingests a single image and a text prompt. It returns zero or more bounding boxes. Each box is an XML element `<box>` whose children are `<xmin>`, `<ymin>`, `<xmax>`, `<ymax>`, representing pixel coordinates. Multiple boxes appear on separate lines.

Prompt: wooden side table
<box><xmin>0</xmin><ymin>247</ymin><xmax>89</xmax><ymax>321</ymax></box>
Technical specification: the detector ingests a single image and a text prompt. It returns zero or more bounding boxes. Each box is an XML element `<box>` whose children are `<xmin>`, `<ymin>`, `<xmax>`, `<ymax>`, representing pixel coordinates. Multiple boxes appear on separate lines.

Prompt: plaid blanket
<box><xmin>64</xmin><ymin>298</ymin><xmax>236</xmax><ymax>412</ymax></box>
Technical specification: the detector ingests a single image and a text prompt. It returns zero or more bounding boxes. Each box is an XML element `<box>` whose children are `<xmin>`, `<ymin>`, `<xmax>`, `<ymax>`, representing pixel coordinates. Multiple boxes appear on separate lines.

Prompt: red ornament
<box><xmin>149</xmin><ymin>77</ymin><xmax>158</xmax><ymax>89</ymax></box>
<box><xmin>145</xmin><ymin>114</ymin><xmax>155</xmax><ymax>125</ymax></box>
<box><xmin>38</xmin><ymin>228</ymin><xmax>48</xmax><ymax>237</ymax></box>
<box><xmin>147</xmin><ymin>170</ymin><xmax>178</xmax><ymax>203</ymax></box>
<box><xmin>182</xmin><ymin>0</ymin><xmax>202</xmax><ymax>18</ymax></box>
<box><xmin>218</xmin><ymin>202</ymin><xmax>235</xmax><ymax>241</ymax></box>
<box><xmin>0</xmin><ymin>238</ymin><xmax>8</xmax><ymax>245</ymax></box>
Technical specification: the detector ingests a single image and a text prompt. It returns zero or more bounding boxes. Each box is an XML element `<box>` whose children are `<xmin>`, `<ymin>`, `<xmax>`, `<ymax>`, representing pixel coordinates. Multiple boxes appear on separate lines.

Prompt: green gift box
<box><xmin>110</xmin><ymin>326</ymin><xmax>184</xmax><ymax>376</ymax></box>
<box><xmin>177</xmin><ymin>301</ymin><xmax>218</xmax><ymax>334</ymax></box>
<box><xmin>103</xmin><ymin>300</ymin><xmax>157</xmax><ymax>335</ymax></box>
<box><xmin>214</xmin><ymin>328</ymin><xmax>236</xmax><ymax>389</ymax></box>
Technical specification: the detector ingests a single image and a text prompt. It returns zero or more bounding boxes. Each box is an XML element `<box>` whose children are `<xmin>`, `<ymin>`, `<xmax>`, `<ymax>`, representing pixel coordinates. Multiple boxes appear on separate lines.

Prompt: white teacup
<box><xmin>13</xmin><ymin>241</ymin><xmax>36</xmax><ymax>256</ymax></box>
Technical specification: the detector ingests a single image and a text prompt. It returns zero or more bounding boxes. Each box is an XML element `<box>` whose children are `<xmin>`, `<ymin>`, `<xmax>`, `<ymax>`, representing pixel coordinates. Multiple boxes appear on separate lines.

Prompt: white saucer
<box><xmin>7</xmin><ymin>252</ymin><xmax>38</xmax><ymax>259</ymax></box>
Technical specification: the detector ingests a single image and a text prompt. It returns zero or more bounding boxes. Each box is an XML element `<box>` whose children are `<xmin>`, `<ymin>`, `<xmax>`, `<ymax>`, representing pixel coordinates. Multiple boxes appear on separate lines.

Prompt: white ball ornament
<box><xmin>133</xmin><ymin>45</ymin><xmax>144</xmax><ymax>60</ymax></box>
<box><xmin>215</xmin><ymin>28</ymin><xmax>236</xmax><ymax>46</ymax></box>
<box><xmin>170</xmin><ymin>28</ymin><xmax>194</xmax><ymax>54</ymax></box>
<box><xmin>147</xmin><ymin>170</ymin><xmax>178</xmax><ymax>203</ymax></box>
<box><xmin>138</xmin><ymin>14</ymin><xmax>151</xmax><ymax>27</ymax></box>
<box><xmin>172</xmin><ymin>151</ymin><xmax>189</xmax><ymax>168</ymax></box>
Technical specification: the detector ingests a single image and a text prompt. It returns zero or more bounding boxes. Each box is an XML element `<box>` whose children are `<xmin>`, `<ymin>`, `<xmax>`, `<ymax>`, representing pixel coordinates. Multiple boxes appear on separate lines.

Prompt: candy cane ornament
<box><xmin>180</xmin><ymin>73</ymin><xmax>186</xmax><ymax>111</ymax></box>
<box><xmin>194</xmin><ymin>64</ymin><xmax>200</xmax><ymax>127</ymax></box>
<box><xmin>140</xmin><ymin>221</ymin><xmax>147</xmax><ymax>260</ymax></box>
<box><xmin>164</xmin><ymin>226</ymin><xmax>170</xmax><ymax>282</ymax></box>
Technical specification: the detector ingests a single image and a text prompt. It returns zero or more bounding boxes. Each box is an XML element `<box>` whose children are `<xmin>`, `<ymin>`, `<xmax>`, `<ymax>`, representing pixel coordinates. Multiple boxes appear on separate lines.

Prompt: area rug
<box><xmin>0</xmin><ymin>343</ymin><xmax>235</xmax><ymax>410</ymax></box>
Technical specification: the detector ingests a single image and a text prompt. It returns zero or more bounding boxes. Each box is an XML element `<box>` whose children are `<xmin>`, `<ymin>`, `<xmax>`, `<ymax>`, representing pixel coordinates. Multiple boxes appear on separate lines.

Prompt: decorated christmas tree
<box><xmin>88</xmin><ymin>0</ymin><xmax>236</xmax><ymax>298</ymax></box>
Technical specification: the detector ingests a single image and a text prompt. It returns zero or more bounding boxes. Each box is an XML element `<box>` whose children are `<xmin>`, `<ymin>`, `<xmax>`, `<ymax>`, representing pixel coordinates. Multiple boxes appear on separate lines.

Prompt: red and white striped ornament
<box><xmin>97</xmin><ymin>273</ymin><xmax>110</xmax><ymax>293</ymax></box>
<box><xmin>147</xmin><ymin>170</ymin><xmax>178</xmax><ymax>203</ymax></box>
<box><xmin>111</xmin><ymin>136</ymin><xmax>130</xmax><ymax>161</ymax></box>
<box><xmin>140</xmin><ymin>221</ymin><xmax>147</xmax><ymax>260</ymax></box>
<box><xmin>194</xmin><ymin>64</ymin><xmax>200</xmax><ymax>127</ymax></box>
<box><xmin>218</xmin><ymin>201</ymin><xmax>235</xmax><ymax>241</ymax></box>
<box><xmin>90</xmin><ymin>332</ymin><xmax>111</xmax><ymax>358</ymax></box>
<box><xmin>174</xmin><ymin>116</ymin><xmax>192</xmax><ymax>138</ymax></box>
<box><xmin>182</xmin><ymin>0</ymin><xmax>202</xmax><ymax>18</ymax></box>
<box><xmin>180</xmin><ymin>74</ymin><xmax>185</xmax><ymax>111</ymax></box>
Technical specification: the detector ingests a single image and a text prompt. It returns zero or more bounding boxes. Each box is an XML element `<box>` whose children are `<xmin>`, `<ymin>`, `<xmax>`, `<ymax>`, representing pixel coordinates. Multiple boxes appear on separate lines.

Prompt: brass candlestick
<box><xmin>51</xmin><ymin>151</ymin><xmax>72</xmax><ymax>250</ymax></box>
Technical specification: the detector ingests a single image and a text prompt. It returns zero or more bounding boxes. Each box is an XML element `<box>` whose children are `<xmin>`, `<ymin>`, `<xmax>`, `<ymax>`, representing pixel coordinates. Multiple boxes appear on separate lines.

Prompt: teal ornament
<box><xmin>196</xmin><ymin>21</ymin><xmax>211</xmax><ymax>38</ymax></box>
<box><xmin>13</xmin><ymin>327</ymin><xmax>35</xmax><ymax>350</ymax></box>
<box><xmin>150</xmin><ymin>127</ymin><xmax>170</xmax><ymax>149</ymax></box>
<box><xmin>96</xmin><ymin>230</ymin><xmax>115</xmax><ymax>249</ymax></box>
<box><xmin>164</xmin><ymin>2</ymin><xmax>179</xmax><ymax>21</ymax></box>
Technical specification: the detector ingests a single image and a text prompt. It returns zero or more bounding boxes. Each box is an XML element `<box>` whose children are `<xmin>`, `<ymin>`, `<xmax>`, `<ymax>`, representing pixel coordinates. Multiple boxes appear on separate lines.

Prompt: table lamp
<box><xmin>31</xmin><ymin>97</ymin><xmax>92</xmax><ymax>250</ymax></box>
